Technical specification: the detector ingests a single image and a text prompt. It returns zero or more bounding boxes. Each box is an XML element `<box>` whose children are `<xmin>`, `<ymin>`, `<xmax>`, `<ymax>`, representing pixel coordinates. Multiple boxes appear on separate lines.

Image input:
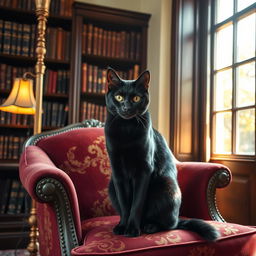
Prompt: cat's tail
<box><xmin>177</xmin><ymin>218</ymin><xmax>220</xmax><ymax>241</ymax></box>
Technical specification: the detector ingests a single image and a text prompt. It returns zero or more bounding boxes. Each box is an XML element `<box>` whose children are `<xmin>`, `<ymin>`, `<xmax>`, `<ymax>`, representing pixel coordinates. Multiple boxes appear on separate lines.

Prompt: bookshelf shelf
<box><xmin>0</xmin><ymin>162</ymin><xmax>19</xmax><ymax>170</ymax></box>
<box><xmin>45</xmin><ymin>58</ymin><xmax>70</xmax><ymax>69</ymax></box>
<box><xmin>0</xmin><ymin>124</ymin><xmax>33</xmax><ymax>129</ymax></box>
<box><xmin>0</xmin><ymin>54</ymin><xmax>36</xmax><ymax>66</ymax></box>
<box><xmin>0</xmin><ymin>6</ymin><xmax>35</xmax><ymax>23</ymax></box>
<box><xmin>82</xmin><ymin>54</ymin><xmax>140</xmax><ymax>68</ymax></box>
<box><xmin>44</xmin><ymin>93</ymin><xmax>69</xmax><ymax>99</ymax></box>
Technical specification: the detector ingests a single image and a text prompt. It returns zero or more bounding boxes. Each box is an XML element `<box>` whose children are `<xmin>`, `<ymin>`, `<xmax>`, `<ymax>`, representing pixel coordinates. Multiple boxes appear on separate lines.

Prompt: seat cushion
<box><xmin>72</xmin><ymin>216</ymin><xmax>256</xmax><ymax>256</ymax></box>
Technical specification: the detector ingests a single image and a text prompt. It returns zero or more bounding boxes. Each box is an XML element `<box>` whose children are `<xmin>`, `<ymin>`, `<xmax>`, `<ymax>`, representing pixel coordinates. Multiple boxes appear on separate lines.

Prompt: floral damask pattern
<box><xmin>92</xmin><ymin>188</ymin><xmax>114</xmax><ymax>216</ymax></box>
<box><xmin>82</xmin><ymin>229</ymin><xmax>126</xmax><ymax>253</ymax></box>
<box><xmin>60</xmin><ymin>135</ymin><xmax>111</xmax><ymax>177</ymax></box>
<box><xmin>145</xmin><ymin>231</ymin><xmax>182</xmax><ymax>245</ymax></box>
<box><xmin>82</xmin><ymin>219</ymin><xmax>112</xmax><ymax>230</ymax></box>
<box><xmin>211</xmin><ymin>222</ymin><xmax>239</xmax><ymax>236</ymax></box>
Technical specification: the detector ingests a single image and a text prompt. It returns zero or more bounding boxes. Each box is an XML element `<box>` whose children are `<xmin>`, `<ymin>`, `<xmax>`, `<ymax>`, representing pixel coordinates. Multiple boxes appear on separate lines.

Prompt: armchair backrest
<box><xmin>25</xmin><ymin>120</ymin><xmax>116</xmax><ymax>220</ymax></box>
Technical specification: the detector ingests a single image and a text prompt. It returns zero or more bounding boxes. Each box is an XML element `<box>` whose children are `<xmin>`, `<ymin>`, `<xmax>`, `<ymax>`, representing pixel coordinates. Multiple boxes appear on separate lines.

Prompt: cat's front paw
<box><xmin>124</xmin><ymin>225</ymin><xmax>141</xmax><ymax>237</ymax></box>
<box><xmin>113</xmin><ymin>224</ymin><xmax>126</xmax><ymax>235</ymax></box>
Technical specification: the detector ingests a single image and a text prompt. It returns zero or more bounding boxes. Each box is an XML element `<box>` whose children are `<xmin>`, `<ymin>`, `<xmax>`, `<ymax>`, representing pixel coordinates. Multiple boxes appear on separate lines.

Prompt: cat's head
<box><xmin>105</xmin><ymin>68</ymin><xmax>150</xmax><ymax>120</ymax></box>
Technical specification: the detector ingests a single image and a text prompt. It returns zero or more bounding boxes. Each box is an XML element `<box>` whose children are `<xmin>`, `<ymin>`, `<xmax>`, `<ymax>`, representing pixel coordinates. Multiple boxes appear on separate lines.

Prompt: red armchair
<box><xmin>19</xmin><ymin>120</ymin><xmax>256</xmax><ymax>256</ymax></box>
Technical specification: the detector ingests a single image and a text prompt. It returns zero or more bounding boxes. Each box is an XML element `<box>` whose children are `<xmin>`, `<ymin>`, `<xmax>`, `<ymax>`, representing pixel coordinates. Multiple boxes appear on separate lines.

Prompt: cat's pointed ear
<box><xmin>106</xmin><ymin>67</ymin><xmax>121</xmax><ymax>91</ymax></box>
<box><xmin>136</xmin><ymin>70</ymin><xmax>150</xmax><ymax>89</ymax></box>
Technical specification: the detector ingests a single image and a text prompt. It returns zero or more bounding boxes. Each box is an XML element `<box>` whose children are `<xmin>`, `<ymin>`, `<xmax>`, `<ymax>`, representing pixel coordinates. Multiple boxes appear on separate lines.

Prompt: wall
<box><xmin>76</xmin><ymin>0</ymin><xmax>172</xmax><ymax>142</ymax></box>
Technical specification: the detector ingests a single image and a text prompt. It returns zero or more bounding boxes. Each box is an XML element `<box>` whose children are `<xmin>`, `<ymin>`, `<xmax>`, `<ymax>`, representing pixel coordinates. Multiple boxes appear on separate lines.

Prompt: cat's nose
<box><xmin>122</xmin><ymin>106</ymin><xmax>128</xmax><ymax>111</ymax></box>
<box><xmin>122</xmin><ymin>105</ymin><xmax>131</xmax><ymax>113</ymax></box>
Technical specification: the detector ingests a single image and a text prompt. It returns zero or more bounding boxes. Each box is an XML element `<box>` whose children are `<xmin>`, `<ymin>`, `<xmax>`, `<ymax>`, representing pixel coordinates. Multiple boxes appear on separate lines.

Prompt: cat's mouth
<box><xmin>118</xmin><ymin>112</ymin><xmax>137</xmax><ymax>120</ymax></box>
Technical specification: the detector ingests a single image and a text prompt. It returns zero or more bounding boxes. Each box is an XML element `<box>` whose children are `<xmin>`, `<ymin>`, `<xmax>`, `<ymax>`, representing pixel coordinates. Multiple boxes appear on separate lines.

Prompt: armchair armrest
<box><xmin>19</xmin><ymin>145</ymin><xmax>82</xmax><ymax>254</ymax></box>
<box><xmin>177</xmin><ymin>162</ymin><xmax>231</xmax><ymax>222</ymax></box>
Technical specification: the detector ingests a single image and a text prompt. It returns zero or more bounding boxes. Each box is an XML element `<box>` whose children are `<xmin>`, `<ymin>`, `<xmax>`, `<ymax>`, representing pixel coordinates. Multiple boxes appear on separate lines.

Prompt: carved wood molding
<box><xmin>207</xmin><ymin>169</ymin><xmax>231</xmax><ymax>222</ymax></box>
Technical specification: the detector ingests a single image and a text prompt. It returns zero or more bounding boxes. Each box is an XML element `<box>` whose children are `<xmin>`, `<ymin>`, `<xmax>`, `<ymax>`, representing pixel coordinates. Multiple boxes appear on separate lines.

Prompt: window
<box><xmin>211</xmin><ymin>0</ymin><xmax>255</xmax><ymax>157</ymax></box>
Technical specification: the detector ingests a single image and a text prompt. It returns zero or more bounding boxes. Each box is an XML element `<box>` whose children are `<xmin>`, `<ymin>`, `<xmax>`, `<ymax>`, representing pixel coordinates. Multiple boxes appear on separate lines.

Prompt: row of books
<box><xmin>45</xmin><ymin>27</ymin><xmax>71</xmax><ymax>61</ymax></box>
<box><xmin>0</xmin><ymin>107</ymin><xmax>33</xmax><ymax>126</ymax></box>
<box><xmin>0</xmin><ymin>98</ymin><xmax>68</xmax><ymax>128</ymax></box>
<box><xmin>0</xmin><ymin>20</ymin><xmax>36</xmax><ymax>57</ymax></box>
<box><xmin>80</xmin><ymin>101</ymin><xmax>107</xmax><ymax>123</ymax></box>
<box><xmin>0</xmin><ymin>0</ymin><xmax>36</xmax><ymax>10</ymax></box>
<box><xmin>0</xmin><ymin>63</ymin><xmax>34</xmax><ymax>90</ymax></box>
<box><xmin>81</xmin><ymin>63</ymin><xmax>140</xmax><ymax>94</ymax></box>
<box><xmin>49</xmin><ymin>0</ymin><xmax>73</xmax><ymax>17</ymax></box>
<box><xmin>0</xmin><ymin>135</ymin><xmax>26</xmax><ymax>160</ymax></box>
<box><xmin>0</xmin><ymin>178</ymin><xmax>31</xmax><ymax>215</ymax></box>
<box><xmin>0</xmin><ymin>0</ymin><xmax>73</xmax><ymax>17</ymax></box>
<box><xmin>42</xmin><ymin>101</ymin><xmax>68</xmax><ymax>128</ymax></box>
<box><xmin>82</xmin><ymin>23</ymin><xmax>142</xmax><ymax>60</ymax></box>
<box><xmin>0</xmin><ymin>63</ymin><xmax>69</xmax><ymax>95</ymax></box>
<box><xmin>44</xmin><ymin>69</ymin><xmax>69</xmax><ymax>95</ymax></box>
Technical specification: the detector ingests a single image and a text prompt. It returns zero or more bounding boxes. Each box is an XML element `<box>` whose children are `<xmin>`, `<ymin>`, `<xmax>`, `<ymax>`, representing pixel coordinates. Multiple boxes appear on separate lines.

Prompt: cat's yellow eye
<box><xmin>115</xmin><ymin>95</ymin><xmax>124</xmax><ymax>102</ymax></box>
<box><xmin>133</xmin><ymin>96</ymin><xmax>141</xmax><ymax>102</ymax></box>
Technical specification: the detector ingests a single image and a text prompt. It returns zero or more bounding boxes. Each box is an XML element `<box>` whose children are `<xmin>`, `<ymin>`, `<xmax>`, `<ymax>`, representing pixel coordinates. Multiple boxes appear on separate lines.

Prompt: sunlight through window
<box><xmin>211</xmin><ymin>2</ymin><xmax>255</xmax><ymax>157</ymax></box>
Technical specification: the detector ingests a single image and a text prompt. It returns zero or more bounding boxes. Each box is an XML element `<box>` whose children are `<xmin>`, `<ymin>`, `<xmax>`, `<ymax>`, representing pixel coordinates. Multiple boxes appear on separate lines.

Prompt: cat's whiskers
<box><xmin>138</xmin><ymin>114</ymin><xmax>148</xmax><ymax>127</ymax></box>
<box><xmin>136</xmin><ymin>115</ymin><xmax>146</xmax><ymax>129</ymax></box>
<box><xmin>108</xmin><ymin>113</ymin><xmax>119</xmax><ymax>128</ymax></box>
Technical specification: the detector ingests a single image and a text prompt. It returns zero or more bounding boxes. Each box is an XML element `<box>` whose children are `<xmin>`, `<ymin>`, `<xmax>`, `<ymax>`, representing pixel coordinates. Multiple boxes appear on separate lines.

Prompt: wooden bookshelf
<box><xmin>0</xmin><ymin>0</ymin><xmax>73</xmax><ymax>249</ymax></box>
<box><xmin>0</xmin><ymin>1</ymin><xmax>150</xmax><ymax>249</ymax></box>
<box><xmin>69</xmin><ymin>2</ymin><xmax>150</xmax><ymax>124</ymax></box>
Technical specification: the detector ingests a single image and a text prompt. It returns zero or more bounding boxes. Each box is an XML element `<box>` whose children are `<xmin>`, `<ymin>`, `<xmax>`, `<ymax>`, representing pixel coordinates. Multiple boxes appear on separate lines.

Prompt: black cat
<box><xmin>104</xmin><ymin>68</ymin><xmax>219</xmax><ymax>241</ymax></box>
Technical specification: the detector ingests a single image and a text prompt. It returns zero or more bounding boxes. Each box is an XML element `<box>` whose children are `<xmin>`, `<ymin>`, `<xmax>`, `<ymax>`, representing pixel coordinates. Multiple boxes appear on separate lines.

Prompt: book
<box><xmin>21</xmin><ymin>23</ymin><xmax>30</xmax><ymax>56</ymax></box>
<box><xmin>7</xmin><ymin>179</ymin><xmax>21</xmax><ymax>214</ymax></box>
<box><xmin>87</xmin><ymin>24</ymin><xmax>93</xmax><ymax>55</ymax></box>
<box><xmin>82</xmin><ymin>23</ymin><xmax>87</xmax><ymax>54</ymax></box>
<box><xmin>29</xmin><ymin>24</ymin><xmax>36</xmax><ymax>57</ymax></box>
<box><xmin>16</xmin><ymin>185</ymin><xmax>26</xmax><ymax>214</ymax></box>
<box><xmin>81</xmin><ymin>63</ymin><xmax>87</xmax><ymax>93</ymax></box>
<box><xmin>2</xmin><ymin>20</ymin><xmax>12</xmax><ymax>54</ymax></box>
<box><xmin>56</xmin><ymin>27</ymin><xmax>63</xmax><ymax>60</ymax></box>
<box><xmin>0</xmin><ymin>178</ymin><xmax>12</xmax><ymax>214</ymax></box>
<box><xmin>0</xmin><ymin>20</ymin><xmax>4</xmax><ymax>53</ymax></box>
<box><xmin>92</xmin><ymin>26</ymin><xmax>98</xmax><ymax>55</ymax></box>
<box><xmin>10</xmin><ymin>22</ymin><xmax>18</xmax><ymax>55</ymax></box>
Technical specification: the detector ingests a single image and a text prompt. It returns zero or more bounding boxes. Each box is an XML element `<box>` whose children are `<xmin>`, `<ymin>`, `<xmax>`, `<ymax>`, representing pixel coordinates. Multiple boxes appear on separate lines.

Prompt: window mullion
<box><xmin>232</xmin><ymin>11</ymin><xmax>237</xmax><ymax>155</ymax></box>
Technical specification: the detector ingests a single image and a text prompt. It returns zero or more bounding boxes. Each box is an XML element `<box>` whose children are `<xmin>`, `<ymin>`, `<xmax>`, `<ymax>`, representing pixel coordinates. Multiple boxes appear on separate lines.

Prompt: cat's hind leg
<box><xmin>142</xmin><ymin>176</ymin><xmax>181</xmax><ymax>234</ymax></box>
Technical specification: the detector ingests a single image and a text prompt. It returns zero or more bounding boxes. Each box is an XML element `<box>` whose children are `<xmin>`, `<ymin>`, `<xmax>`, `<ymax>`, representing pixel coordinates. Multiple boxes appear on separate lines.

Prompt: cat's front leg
<box><xmin>125</xmin><ymin>171</ymin><xmax>151</xmax><ymax>237</ymax></box>
<box><xmin>109</xmin><ymin>177</ymin><xmax>131</xmax><ymax>235</ymax></box>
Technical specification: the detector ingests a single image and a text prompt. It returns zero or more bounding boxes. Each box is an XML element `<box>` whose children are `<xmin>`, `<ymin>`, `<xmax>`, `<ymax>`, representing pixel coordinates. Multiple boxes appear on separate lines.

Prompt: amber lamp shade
<box><xmin>0</xmin><ymin>78</ymin><xmax>36</xmax><ymax>115</ymax></box>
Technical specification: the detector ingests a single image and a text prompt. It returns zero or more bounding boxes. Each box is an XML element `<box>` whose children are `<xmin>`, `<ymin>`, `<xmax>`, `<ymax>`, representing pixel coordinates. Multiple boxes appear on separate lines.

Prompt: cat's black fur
<box><xmin>104</xmin><ymin>68</ymin><xmax>219</xmax><ymax>241</ymax></box>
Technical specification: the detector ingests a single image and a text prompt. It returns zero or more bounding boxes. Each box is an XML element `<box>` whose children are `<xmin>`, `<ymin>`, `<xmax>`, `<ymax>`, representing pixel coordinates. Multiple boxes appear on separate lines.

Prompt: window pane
<box><xmin>237</xmin><ymin>13</ymin><xmax>256</xmax><ymax>62</ymax></box>
<box><xmin>236</xmin><ymin>109</ymin><xmax>255</xmax><ymax>155</ymax></box>
<box><xmin>236</xmin><ymin>62</ymin><xmax>255</xmax><ymax>107</ymax></box>
<box><xmin>237</xmin><ymin>0</ymin><xmax>255</xmax><ymax>12</ymax></box>
<box><xmin>213</xmin><ymin>112</ymin><xmax>232</xmax><ymax>154</ymax></box>
<box><xmin>214</xmin><ymin>69</ymin><xmax>232</xmax><ymax>110</ymax></box>
<box><xmin>215</xmin><ymin>24</ymin><xmax>233</xmax><ymax>69</ymax></box>
<box><xmin>216</xmin><ymin>0</ymin><xmax>233</xmax><ymax>23</ymax></box>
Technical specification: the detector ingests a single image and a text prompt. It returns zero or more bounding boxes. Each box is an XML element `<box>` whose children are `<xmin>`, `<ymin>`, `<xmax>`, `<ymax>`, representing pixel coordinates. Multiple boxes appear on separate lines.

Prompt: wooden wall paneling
<box><xmin>214</xmin><ymin>159</ymin><xmax>256</xmax><ymax>225</ymax></box>
<box><xmin>170</xmin><ymin>0</ymin><xmax>201</xmax><ymax>161</ymax></box>
<box><xmin>70</xmin><ymin>14</ymin><xmax>83</xmax><ymax>124</ymax></box>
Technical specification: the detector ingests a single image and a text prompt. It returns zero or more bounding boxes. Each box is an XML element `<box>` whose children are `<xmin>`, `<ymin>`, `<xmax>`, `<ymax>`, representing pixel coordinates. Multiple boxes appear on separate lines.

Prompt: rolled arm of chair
<box><xmin>19</xmin><ymin>145</ymin><xmax>82</xmax><ymax>254</ymax></box>
<box><xmin>176</xmin><ymin>162</ymin><xmax>231</xmax><ymax>222</ymax></box>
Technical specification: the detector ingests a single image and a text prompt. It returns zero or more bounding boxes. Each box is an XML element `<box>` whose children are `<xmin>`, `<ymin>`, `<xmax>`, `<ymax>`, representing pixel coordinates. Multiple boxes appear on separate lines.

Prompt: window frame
<box><xmin>209</xmin><ymin>0</ymin><xmax>256</xmax><ymax>161</ymax></box>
